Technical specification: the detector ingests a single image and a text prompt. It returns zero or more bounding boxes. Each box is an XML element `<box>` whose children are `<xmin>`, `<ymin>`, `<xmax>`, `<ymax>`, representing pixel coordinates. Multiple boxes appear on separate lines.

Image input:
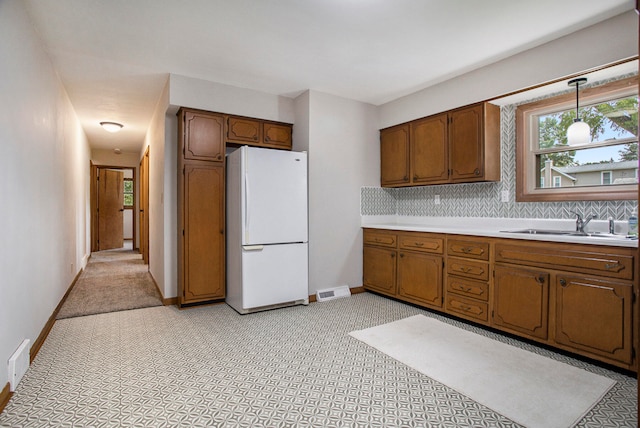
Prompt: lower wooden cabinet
<box><xmin>362</xmin><ymin>227</ymin><xmax>637</xmax><ymax>371</ymax></box>
<box><xmin>555</xmin><ymin>274</ymin><xmax>633</xmax><ymax>365</ymax></box>
<box><xmin>363</xmin><ymin>229</ymin><xmax>444</xmax><ymax>309</ymax></box>
<box><xmin>363</xmin><ymin>246</ymin><xmax>396</xmax><ymax>296</ymax></box>
<box><xmin>493</xmin><ymin>265</ymin><xmax>549</xmax><ymax>340</ymax></box>
<box><xmin>398</xmin><ymin>251</ymin><xmax>443</xmax><ymax>309</ymax></box>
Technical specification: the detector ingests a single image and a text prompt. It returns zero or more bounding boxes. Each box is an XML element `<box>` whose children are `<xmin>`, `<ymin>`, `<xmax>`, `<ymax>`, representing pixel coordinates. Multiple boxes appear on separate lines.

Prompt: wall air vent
<box><xmin>316</xmin><ymin>285</ymin><xmax>351</xmax><ymax>302</ymax></box>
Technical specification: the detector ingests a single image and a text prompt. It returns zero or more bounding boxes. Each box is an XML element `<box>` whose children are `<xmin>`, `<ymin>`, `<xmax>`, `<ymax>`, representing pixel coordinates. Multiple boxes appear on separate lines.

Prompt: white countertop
<box><xmin>361</xmin><ymin>216</ymin><xmax>638</xmax><ymax>248</ymax></box>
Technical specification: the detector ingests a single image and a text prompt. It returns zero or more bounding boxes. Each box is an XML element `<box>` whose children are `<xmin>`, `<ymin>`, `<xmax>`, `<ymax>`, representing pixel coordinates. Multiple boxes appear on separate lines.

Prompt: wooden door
<box><xmin>449</xmin><ymin>104</ymin><xmax>484</xmax><ymax>182</ymax></box>
<box><xmin>555</xmin><ymin>275</ymin><xmax>633</xmax><ymax>364</ymax></box>
<box><xmin>139</xmin><ymin>148</ymin><xmax>149</xmax><ymax>264</ymax></box>
<box><xmin>363</xmin><ymin>246</ymin><xmax>396</xmax><ymax>296</ymax></box>
<box><xmin>493</xmin><ymin>265</ymin><xmax>549</xmax><ymax>340</ymax></box>
<box><xmin>98</xmin><ymin>169</ymin><xmax>124</xmax><ymax>250</ymax></box>
<box><xmin>380</xmin><ymin>124</ymin><xmax>410</xmax><ymax>186</ymax></box>
<box><xmin>182</xmin><ymin>163</ymin><xmax>225</xmax><ymax>303</ymax></box>
<box><xmin>397</xmin><ymin>251</ymin><xmax>443</xmax><ymax>308</ymax></box>
<box><xmin>411</xmin><ymin>114</ymin><xmax>448</xmax><ymax>184</ymax></box>
<box><xmin>183</xmin><ymin>110</ymin><xmax>225</xmax><ymax>162</ymax></box>
<box><xmin>263</xmin><ymin>122</ymin><xmax>292</xmax><ymax>149</ymax></box>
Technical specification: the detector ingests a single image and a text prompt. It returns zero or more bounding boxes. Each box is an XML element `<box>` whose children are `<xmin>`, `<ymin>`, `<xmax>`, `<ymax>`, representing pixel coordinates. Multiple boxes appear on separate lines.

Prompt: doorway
<box><xmin>90</xmin><ymin>164</ymin><xmax>137</xmax><ymax>252</ymax></box>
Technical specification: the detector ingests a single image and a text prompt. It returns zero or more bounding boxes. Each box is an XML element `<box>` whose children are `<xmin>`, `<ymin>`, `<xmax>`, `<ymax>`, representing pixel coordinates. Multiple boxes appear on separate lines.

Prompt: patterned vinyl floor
<box><xmin>0</xmin><ymin>293</ymin><xmax>636</xmax><ymax>427</ymax></box>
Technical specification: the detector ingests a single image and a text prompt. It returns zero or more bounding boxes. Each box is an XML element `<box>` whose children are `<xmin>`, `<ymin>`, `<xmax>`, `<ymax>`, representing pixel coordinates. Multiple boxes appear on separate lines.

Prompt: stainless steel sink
<box><xmin>500</xmin><ymin>229</ymin><xmax>636</xmax><ymax>240</ymax></box>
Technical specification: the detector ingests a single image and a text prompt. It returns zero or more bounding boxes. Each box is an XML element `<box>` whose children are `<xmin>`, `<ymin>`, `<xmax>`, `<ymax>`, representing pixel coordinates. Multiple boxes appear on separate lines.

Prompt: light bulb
<box><xmin>566</xmin><ymin>119</ymin><xmax>590</xmax><ymax>146</ymax></box>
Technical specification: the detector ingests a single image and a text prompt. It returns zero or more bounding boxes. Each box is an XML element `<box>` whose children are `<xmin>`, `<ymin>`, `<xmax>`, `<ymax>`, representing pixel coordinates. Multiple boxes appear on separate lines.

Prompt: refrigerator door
<box><xmin>243</xmin><ymin>147</ymin><xmax>308</xmax><ymax>245</ymax></box>
<box><xmin>240</xmin><ymin>243</ymin><xmax>308</xmax><ymax>309</ymax></box>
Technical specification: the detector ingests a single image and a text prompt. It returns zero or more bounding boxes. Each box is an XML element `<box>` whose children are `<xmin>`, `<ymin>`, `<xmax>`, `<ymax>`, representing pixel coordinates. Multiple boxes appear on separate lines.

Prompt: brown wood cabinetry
<box><xmin>445</xmin><ymin>237</ymin><xmax>490</xmax><ymax>323</ymax></box>
<box><xmin>555</xmin><ymin>274</ymin><xmax>633</xmax><ymax>365</ymax></box>
<box><xmin>227</xmin><ymin>115</ymin><xmax>292</xmax><ymax>150</ymax></box>
<box><xmin>380</xmin><ymin>125</ymin><xmax>410</xmax><ymax>186</ymax></box>
<box><xmin>363</xmin><ymin>229</ymin><xmax>444</xmax><ymax>309</ymax></box>
<box><xmin>178</xmin><ymin>108</ymin><xmax>226</xmax><ymax>307</ymax></box>
<box><xmin>379</xmin><ymin>102</ymin><xmax>500</xmax><ymax>187</ymax></box>
<box><xmin>183</xmin><ymin>109</ymin><xmax>225</xmax><ymax>162</ymax></box>
<box><xmin>493</xmin><ymin>265</ymin><xmax>549</xmax><ymax>340</ymax></box>
<box><xmin>363</xmin><ymin>227</ymin><xmax>637</xmax><ymax>371</ymax></box>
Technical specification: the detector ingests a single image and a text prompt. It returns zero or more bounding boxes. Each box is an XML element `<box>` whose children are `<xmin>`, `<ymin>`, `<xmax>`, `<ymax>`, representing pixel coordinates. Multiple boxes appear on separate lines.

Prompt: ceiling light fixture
<box><xmin>566</xmin><ymin>78</ymin><xmax>590</xmax><ymax>146</ymax></box>
<box><xmin>100</xmin><ymin>121</ymin><xmax>123</xmax><ymax>133</ymax></box>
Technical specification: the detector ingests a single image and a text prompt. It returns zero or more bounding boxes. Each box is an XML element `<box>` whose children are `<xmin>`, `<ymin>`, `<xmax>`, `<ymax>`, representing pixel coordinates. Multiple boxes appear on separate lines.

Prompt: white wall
<box><xmin>0</xmin><ymin>1</ymin><xmax>90</xmax><ymax>390</ymax></box>
<box><xmin>295</xmin><ymin>91</ymin><xmax>379</xmax><ymax>294</ymax></box>
<box><xmin>139</xmin><ymin>78</ymin><xmax>171</xmax><ymax>297</ymax></box>
<box><xmin>379</xmin><ymin>11</ymin><xmax>638</xmax><ymax>128</ymax></box>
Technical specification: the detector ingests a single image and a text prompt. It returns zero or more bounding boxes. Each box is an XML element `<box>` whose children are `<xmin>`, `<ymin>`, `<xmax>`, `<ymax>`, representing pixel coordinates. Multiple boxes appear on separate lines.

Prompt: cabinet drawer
<box><xmin>398</xmin><ymin>233</ymin><xmax>444</xmax><ymax>254</ymax></box>
<box><xmin>447</xmin><ymin>239</ymin><xmax>489</xmax><ymax>260</ymax></box>
<box><xmin>445</xmin><ymin>294</ymin><xmax>489</xmax><ymax>322</ymax></box>
<box><xmin>495</xmin><ymin>242</ymin><xmax>634</xmax><ymax>280</ymax></box>
<box><xmin>446</xmin><ymin>276</ymin><xmax>489</xmax><ymax>302</ymax></box>
<box><xmin>447</xmin><ymin>258</ymin><xmax>489</xmax><ymax>281</ymax></box>
<box><xmin>363</xmin><ymin>229</ymin><xmax>397</xmax><ymax>248</ymax></box>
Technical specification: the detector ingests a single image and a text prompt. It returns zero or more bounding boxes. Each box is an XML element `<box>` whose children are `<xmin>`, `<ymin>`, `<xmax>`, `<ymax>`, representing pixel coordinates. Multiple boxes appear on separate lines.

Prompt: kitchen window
<box><xmin>516</xmin><ymin>75</ymin><xmax>638</xmax><ymax>201</ymax></box>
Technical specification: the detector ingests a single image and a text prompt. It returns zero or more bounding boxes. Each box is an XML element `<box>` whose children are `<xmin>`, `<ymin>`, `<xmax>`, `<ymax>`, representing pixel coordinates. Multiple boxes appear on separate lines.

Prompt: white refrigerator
<box><xmin>226</xmin><ymin>146</ymin><xmax>309</xmax><ymax>314</ymax></box>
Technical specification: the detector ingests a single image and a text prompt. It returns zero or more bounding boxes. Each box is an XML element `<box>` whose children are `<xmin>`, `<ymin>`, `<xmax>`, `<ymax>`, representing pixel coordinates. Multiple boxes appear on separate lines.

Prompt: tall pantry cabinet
<box><xmin>177</xmin><ymin>108</ymin><xmax>226</xmax><ymax>307</ymax></box>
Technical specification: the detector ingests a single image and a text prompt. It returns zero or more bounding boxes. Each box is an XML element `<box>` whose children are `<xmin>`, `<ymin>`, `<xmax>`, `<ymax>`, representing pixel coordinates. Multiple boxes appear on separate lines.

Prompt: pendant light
<box><xmin>566</xmin><ymin>78</ymin><xmax>590</xmax><ymax>146</ymax></box>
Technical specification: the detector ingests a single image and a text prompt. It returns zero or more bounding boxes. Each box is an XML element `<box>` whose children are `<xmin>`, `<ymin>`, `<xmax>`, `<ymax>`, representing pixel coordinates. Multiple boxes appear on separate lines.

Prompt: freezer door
<box><xmin>241</xmin><ymin>243</ymin><xmax>308</xmax><ymax>309</ymax></box>
<box><xmin>243</xmin><ymin>147</ymin><xmax>308</xmax><ymax>245</ymax></box>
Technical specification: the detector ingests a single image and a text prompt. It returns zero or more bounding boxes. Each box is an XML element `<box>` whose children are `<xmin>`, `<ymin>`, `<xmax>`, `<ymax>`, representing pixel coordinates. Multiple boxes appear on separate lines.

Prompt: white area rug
<box><xmin>349</xmin><ymin>315</ymin><xmax>615</xmax><ymax>428</ymax></box>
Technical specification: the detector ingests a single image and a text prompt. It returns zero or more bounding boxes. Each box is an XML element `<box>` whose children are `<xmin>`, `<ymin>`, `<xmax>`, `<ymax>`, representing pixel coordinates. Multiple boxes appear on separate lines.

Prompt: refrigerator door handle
<box><xmin>242</xmin><ymin>245</ymin><xmax>264</xmax><ymax>251</ymax></box>
<box><xmin>244</xmin><ymin>171</ymin><xmax>250</xmax><ymax>243</ymax></box>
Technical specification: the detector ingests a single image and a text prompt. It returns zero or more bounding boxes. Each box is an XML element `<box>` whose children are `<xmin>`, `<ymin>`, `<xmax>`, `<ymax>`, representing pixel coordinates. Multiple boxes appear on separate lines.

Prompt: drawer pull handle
<box><xmin>604</xmin><ymin>262</ymin><xmax>619</xmax><ymax>270</ymax></box>
<box><xmin>462</xmin><ymin>247</ymin><xmax>472</xmax><ymax>253</ymax></box>
<box><xmin>414</xmin><ymin>242</ymin><xmax>424</xmax><ymax>247</ymax></box>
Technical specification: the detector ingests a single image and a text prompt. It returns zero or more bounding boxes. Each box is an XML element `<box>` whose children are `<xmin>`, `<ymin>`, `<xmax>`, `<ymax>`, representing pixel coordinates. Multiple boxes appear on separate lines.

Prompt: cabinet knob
<box><xmin>535</xmin><ymin>275</ymin><xmax>545</xmax><ymax>284</ymax></box>
<box><xmin>399</xmin><ymin>253</ymin><xmax>404</xmax><ymax>258</ymax></box>
<box><xmin>264</xmin><ymin>136</ymin><xmax>270</xmax><ymax>142</ymax></box>
<box><xmin>474</xmin><ymin>168</ymin><xmax>480</xmax><ymax>176</ymax></box>
<box><xmin>559</xmin><ymin>278</ymin><xmax>567</xmax><ymax>287</ymax></box>
<box><xmin>254</xmin><ymin>135</ymin><xmax>259</xmax><ymax>141</ymax></box>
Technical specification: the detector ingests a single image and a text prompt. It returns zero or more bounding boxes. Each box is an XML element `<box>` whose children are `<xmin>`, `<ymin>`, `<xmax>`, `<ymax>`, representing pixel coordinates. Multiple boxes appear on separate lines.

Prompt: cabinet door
<box><xmin>380</xmin><ymin>124</ymin><xmax>410</xmax><ymax>186</ymax></box>
<box><xmin>363</xmin><ymin>246</ymin><xmax>396</xmax><ymax>296</ymax></box>
<box><xmin>398</xmin><ymin>251</ymin><xmax>443</xmax><ymax>308</ymax></box>
<box><xmin>183</xmin><ymin>111</ymin><xmax>225</xmax><ymax>162</ymax></box>
<box><xmin>555</xmin><ymin>275</ymin><xmax>633</xmax><ymax>364</ymax></box>
<box><xmin>182</xmin><ymin>163</ymin><xmax>225</xmax><ymax>303</ymax></box>
<box><xmin>227</xmin><ymin>116</ymin><xmax>261</xmax><ymax>144</ymax></box>
<box><xmin>449</xmin><ymin>104</ymin><xmax>484</xmax><ymax>182</ymax></box>
<box><xmin>493</xmin><ymin>265</ymin><xmax>549</xmax><ymax>340</ymax></box>
<box><xmin>410</xmin><ymin>114</ymin><xmax>448</xmax><ymax>184</ymax></box>
<box><xmin>263</xmin><ymin>122</ymin><xmax>292</xmax><ymax>149</ymax></box>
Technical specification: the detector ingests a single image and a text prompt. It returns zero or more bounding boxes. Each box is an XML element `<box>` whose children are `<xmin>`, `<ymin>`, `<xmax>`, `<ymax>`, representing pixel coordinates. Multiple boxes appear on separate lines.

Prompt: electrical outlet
<box><xmin>434</xmin><ymin>195</ymin><xmax>440</xmax><ymax>205</ymax></box>
<box><xmin>501</xmin><ymin>190</ymin><xmax>509</xmax><ymax>202</ymax></box>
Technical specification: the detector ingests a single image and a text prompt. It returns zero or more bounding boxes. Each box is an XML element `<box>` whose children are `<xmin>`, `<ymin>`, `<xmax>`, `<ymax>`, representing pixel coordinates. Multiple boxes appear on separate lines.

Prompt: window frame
<box><xmin>601</xmin><ymin>171</ymin><xmax>612</xmax><ymax>185</ymax></box>
<box><xmin>516</xmin><ymin>75</ymin><xmax>638</xmax><ymax>202</ymax></box>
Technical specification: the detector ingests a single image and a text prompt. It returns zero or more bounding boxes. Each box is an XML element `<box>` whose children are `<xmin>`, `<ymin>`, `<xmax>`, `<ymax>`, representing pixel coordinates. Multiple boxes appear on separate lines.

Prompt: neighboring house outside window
<box><xmin>601</xmin><ymin>171</ymin><xmax>612</xmax><ymax>185</ymax></box>
<box><xmin>553</xmin><ymin>176</ymin><xmax>561</xmax><ymax>187</ymax></box>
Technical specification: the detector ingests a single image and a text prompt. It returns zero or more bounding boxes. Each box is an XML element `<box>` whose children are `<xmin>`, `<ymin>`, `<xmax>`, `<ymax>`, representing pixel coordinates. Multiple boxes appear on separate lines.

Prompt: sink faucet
<box><xmin>571</xmin><ymin>211</ymin><xmax>597</xmax><ymax>233</ymax></box>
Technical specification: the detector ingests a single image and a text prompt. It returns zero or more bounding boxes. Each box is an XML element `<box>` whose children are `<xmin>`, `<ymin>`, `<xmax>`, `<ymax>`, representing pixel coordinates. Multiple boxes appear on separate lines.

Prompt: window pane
<box><xmin>538</xmin><ymin>143</ymin><xmax>638</xmax><ymax>189</ymax></box>
<box><xmin>124</xmin><ymin>180</ymin><xmax>133</xmax><ymax>193</ymax></box>
<box><xmin>124</xmin><ymin>194</ymin><xmax>133</xmax><ymax>206</ymax></box>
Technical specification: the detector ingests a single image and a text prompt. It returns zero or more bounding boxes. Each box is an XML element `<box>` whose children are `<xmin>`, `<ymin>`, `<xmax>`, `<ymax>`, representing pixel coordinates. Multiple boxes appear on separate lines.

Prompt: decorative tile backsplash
<box><xmin>362</xmin><ymin>103</ymin><xmax>638</xmax><ymax>221</ymax></box>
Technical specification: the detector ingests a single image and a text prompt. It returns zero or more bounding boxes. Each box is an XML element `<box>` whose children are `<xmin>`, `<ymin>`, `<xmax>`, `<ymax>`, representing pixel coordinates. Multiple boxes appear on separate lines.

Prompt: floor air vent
<box><xmin>8</xmin><ymin>339</ymin><xmax>30</xmax><ymax>392</ymax></box>
<box><xmin>316</xmin><ymin>285</ymin><xmax>351</xmax><ymax>302</ymax></box>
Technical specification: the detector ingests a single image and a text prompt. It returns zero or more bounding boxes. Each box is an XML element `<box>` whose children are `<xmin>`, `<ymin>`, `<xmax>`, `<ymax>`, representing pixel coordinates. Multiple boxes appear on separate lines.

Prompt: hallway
<box><xmin>56</xmin><ymin>241</ymin><xmax>162</xmax><ymax>319</ymax></box>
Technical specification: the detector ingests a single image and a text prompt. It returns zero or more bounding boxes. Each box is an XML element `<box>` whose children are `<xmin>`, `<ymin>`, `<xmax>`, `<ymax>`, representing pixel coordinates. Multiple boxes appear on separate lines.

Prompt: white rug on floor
<box><xmin>349</xmin><ymin>315</ymin><xmax>615</xmax><ymax>428</ymax></box>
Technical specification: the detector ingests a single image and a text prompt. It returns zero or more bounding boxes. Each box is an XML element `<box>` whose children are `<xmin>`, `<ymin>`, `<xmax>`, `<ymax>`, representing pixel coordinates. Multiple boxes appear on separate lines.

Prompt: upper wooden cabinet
<box><xmin>380</xmin><ymin>124</ymin><xmax>410</xmax><ymax>186</ymax></box>
<box><xmin>183</xmin><ymin>110</ymin><xmax>225</xmax><ymax>162</ymax></box>
<box><xmin>380</xmin><ymin>102</ymin><xmax>501</xmax><ymax>187</ymax></box>
<box><xmin>227</xmin><ymin>116</ymin><xmax>292</xmax><ymax>150</ymax></box>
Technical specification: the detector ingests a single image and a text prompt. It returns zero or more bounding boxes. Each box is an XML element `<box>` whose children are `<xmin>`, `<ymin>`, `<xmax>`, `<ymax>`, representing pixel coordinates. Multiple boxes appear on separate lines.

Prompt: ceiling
<box><xmin>23</xmin><ymin>0</ymin><xmax>635</xmax><ymax>153</ymax></box>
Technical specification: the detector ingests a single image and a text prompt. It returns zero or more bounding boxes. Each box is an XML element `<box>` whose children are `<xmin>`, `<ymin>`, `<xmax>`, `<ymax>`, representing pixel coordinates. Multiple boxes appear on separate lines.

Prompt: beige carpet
<box><xmin>56</xmin><ymin>247</ymin><xmax>162</xmax><ymax>319</ymax></box>
<box><xmin>349</xmin><ymin>315</ymin><xmax>616</xmax><ymax>428</ymax></box>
